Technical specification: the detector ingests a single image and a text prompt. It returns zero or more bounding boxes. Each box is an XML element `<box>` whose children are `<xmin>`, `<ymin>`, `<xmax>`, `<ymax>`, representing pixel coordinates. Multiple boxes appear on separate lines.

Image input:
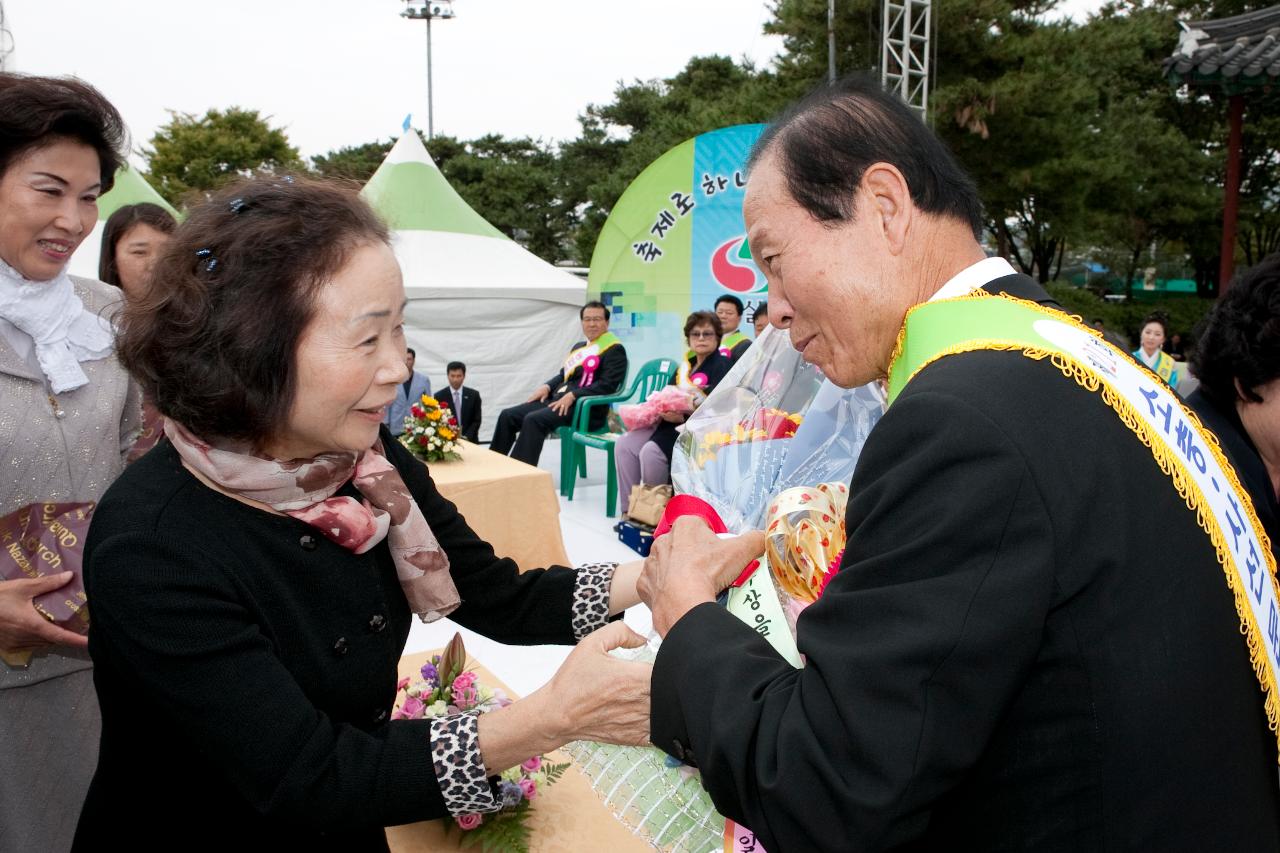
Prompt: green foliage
<box><xmin>311</xmin><ymin>140</ymin><xmax>394</xmax><ymax>182</ymax></box>
<box><xmin>1046</xmin><ymin>282</ymin><xmax>1215</xmax><ymax>341</ymax></box>
<box><xmin>143</xmin><ymin>107</ymin><xmax>302</xmax><ymax>206</ymax></box>
<box><xmin>541</xmin><ymin>761</ymin><xmax>571</xmax><ymax>784</ymax></box>
<box><xmin>457</xmin><ymin>804</ymin><xmax>533</xmax><ymax>853</ymax></box>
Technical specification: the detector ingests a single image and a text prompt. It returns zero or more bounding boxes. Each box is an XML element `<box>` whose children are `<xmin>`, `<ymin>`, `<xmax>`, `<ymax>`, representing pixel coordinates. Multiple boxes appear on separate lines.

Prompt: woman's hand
<box><xmin>0</xmin><ymin>574</ymin><xmax>89</xmax><ymax>651</ymax></box>
<box><xmin>477</xmin><ymin>622</ymin><xmax>652</xmax><ymax>773</ymax></box>
<box><xmin>660</xmin><ymin>410</ymin><xmax>686</xmax><ymax>423</ymax></box>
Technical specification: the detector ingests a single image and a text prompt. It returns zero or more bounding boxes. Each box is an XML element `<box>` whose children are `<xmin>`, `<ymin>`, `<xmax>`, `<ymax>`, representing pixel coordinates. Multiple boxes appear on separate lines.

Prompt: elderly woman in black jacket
<box><xmin>75</xmin><ymin>177</ymin><xmax>651</xmax><ymax>849</ymax></box>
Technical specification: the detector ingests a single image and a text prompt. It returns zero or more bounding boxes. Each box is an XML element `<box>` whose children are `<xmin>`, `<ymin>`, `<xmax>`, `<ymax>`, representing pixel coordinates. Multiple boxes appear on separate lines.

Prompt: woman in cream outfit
<box><xmin>0</xmin><ymin>73</ymin><xmax>141</xmax><ymax>853</ymax></box>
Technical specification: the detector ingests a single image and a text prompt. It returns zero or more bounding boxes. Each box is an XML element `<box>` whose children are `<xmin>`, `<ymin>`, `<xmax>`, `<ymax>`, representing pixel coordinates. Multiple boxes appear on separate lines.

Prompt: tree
<box><xmin>144</xmin><ymin>108</ymin><xmax>302</xmax><ymax>206</ymax></box>
<box><xmin>311</xmin><ymin>140</ymin><xmax>393</xmax><ymax>183</ymax></box>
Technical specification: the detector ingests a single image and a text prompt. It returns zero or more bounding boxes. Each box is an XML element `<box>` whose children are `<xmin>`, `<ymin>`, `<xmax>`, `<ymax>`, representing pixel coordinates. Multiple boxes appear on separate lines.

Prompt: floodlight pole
<box><xmin>401</xmin><ymin>2</ymin><xmax>456</xmax><ymax>141</ymax></box>
<box><xmin>880</xmin><ymin>0</ymin><xmax>932</xmax><ymax>120</ymax></box>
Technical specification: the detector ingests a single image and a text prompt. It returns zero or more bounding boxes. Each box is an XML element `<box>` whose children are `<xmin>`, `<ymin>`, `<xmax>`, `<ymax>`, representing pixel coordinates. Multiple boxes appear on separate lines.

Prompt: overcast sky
<box><xmin>4</xmin><ymin>0</ymin><xmax>1105</xmax><ymax>166</ymax></box>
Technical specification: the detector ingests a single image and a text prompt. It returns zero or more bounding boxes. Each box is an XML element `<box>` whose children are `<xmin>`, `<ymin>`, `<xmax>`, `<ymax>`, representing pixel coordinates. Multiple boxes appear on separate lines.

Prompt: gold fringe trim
<box><xmin>892</xmin><ymin>295</ymin><xmax>1280</xmax><ymax>757</ymax></box>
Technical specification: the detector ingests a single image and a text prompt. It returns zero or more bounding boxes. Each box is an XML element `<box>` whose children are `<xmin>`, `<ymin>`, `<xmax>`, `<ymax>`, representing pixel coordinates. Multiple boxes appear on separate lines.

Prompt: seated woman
<box><xmin>75</xmin><ymin>177</ymin><xmax>651</xmax><ymax>849</ymax></box>
<box><xmin>1187</xmin><ymin>253</ymin><xmax>1279</xmax><ymax>554</ymax></box>
<box><xmin>616</xmin><ymin>310</ymin><xmax>732</xmax><ymax>516</ymax></box>
<box><xmin>1133</xmin><ymin>313</ymin><xmax>1180</xmax><ymax>388</ymax></box>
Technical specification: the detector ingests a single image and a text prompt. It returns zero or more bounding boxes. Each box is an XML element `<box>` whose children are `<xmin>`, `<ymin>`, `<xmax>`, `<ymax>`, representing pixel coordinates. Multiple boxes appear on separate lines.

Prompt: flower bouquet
<box><xmin>619</xmin><ymin>386</ymin><xmax>697</xmax><ymax>431</ymax></box>
<box><xmin>571</xmin><ymin>330</ymin><xmax>887</xmax><ymax>852</ymax></box>
<box><xmin>393</xmin><ymin>633</ymin><xmax>570</xmax><ymax>853</ymax></box>
<box><xmin>400</xmin><ymin>394</ymin><xmax>462</xmax><ymax>463</ymax></box>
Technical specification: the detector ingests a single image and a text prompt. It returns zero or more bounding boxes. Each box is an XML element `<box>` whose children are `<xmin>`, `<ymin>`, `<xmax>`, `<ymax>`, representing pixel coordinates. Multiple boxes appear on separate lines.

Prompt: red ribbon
<box><xmin>653</xmin><ymin>495</ymin><xmax>760</xmax><ymax>587</ymax></box>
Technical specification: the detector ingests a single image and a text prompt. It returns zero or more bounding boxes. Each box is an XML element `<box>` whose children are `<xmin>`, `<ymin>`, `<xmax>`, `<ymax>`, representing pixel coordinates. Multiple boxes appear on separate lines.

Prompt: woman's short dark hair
<box><xmin>98</xmin><ymin>201</ymin><xmax>177</xmax><ymax>287</ymax></box>
<box><xmin>684</xmin><ymin>310</ymin><xmax>723</xmax><ymax>341</ymax></box>
<box><xmin>749</xmin><ymin>74</ymin><xmax>984</xmax><ymax>239</ymax></box>
<box><xmin>1139</xmin><ymin>313</ymin><xmax>1170</xmax><ymax>340</ymax></box>
<box><xmin>1192</xmin><ymin>254</ymin><xmax>1280</xmax><ymax>407</ymax></box>
<box><xmin>117</xmin><ymin>175</ymin><xmax>391</xmax><ymax>446</ymax></box>
<box><xmin>0</xmin><ymin>73</ymin><xmax>126</xmax><ymax>191</ymax></box>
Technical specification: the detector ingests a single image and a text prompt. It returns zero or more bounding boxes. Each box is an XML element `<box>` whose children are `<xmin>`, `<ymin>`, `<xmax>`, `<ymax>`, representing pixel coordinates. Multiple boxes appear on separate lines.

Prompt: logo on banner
<box><xmin>710</xmin><ymin>236</ymin><xmax>765</xmax><ymax>293</ymax></box>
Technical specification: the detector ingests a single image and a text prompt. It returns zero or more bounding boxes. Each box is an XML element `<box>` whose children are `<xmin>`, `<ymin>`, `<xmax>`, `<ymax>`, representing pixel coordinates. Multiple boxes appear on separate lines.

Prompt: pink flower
<box><xmin>400</xmin><ymin>695</ymin><xmax>425</xmax><ymax>719</ymax></box>
<box><xmin>520</xmin><ymin>756</ymin><xmax>541</xmax><ymax>773</ymax></box>
<box><xmin>396</xmin><ymin>676</ymin><xmax>410</xmax><ymax>692</ymax></box>
<box><xmin>451</xmin><ymin>671</ymin><xmax>479</xmax><ymax>709</ymax></box>
<box><xmin>456</xmin><ymin>813</ymin><xmax>482</xmax><ymax>831</ymax></box>
<box><xmin>518</xmin><ymin>778</ymin><xmax>537</xmax><ymax>800</ymax></box>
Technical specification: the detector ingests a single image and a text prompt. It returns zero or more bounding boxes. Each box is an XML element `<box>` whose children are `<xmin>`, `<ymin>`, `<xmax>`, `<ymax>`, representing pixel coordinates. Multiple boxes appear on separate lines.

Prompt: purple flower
<box><xmin>518</xmin><ymin>778</ymin><xmax>537</xmax><ymax>801</ymax></box>
<box><xmin>419</xmin><ymin>662</ymin><xmax>438</xmax><ymax>684</ymax></box>
<box><xmin>499</xmin><ymin>781</ymin><xmax>522</xmax><ymax>808</ymax></box>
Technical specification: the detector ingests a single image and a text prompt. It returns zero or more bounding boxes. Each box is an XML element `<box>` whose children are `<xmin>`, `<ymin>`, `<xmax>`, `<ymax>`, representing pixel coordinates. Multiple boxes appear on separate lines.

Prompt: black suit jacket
<box><xmin>76</xmin><ymin>428</ymin><xmax>582</xmax><ymax>849</ymax></box>
<box><xmin>651</xmin><ymin>275</ymin><xmax>1280</xmax><ymax>851</ymax></box>
<box><xmin>437</xmin><ymin>384</ymin><xmax>482</xmax><ymax>443</ymax></box>
<box><xmin>544</xmin><ymin>339</ymin><xmax>629</xmax><ymax>431</ymax></box>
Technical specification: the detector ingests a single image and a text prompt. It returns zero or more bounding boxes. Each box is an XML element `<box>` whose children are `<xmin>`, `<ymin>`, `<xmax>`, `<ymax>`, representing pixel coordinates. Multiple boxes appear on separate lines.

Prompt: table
<box><xmin>425</xmin><ymin>440</ymin><xmax>571</xmax><ymax>572</ymax></box>
<box><xmin>386</xmin><ymin>649</ymin><xmax>652</xmax><ymax>853</ymax></box>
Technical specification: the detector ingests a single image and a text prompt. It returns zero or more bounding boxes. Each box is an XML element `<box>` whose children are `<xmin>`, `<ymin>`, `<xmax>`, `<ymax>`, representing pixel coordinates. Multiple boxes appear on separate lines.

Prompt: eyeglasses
<box><xmin>688</xmin><ymin>330</ymin><xmax>718</xmax><ymax>339</ymax></box>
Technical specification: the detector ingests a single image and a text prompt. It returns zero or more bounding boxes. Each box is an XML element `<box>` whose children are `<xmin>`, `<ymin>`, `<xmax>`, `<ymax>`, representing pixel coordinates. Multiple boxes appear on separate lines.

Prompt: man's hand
<box><xmin>638</xmin><ymin>517</ymin><xmax>765</xmax><ymax>636</ymax></box>
<box><xmin>526</xmin><ymin>385</ymin><xmax>551</xmax><ymax>403</ymax></box>
<box><xmin>0</xmin><ymin>574</ymin><xmax>89</xmax><ymax>652</ymax></box>
<box><xmin>659</xmin><ymin>410</ymin><xmax>686</xmax><ymax>424</ymax></box>
<box><xmin>548</xmin><ymin>391</ymin><xmax>576</xmax><ymax>418</ymax></box>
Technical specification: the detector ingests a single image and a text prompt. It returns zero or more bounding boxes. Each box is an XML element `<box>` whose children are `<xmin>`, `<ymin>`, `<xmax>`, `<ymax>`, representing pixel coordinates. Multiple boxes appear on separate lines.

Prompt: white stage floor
<box><xmin>405</xmin><ymin>439</ymin><xmax>654</xmax><ymax>697</ymax></box>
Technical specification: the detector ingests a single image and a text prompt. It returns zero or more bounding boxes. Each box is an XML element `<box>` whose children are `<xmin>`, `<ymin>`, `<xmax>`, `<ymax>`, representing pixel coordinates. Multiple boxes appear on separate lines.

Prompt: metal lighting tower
<box><xmin>880</xmin><ymin>0</ymin><xmax>932</xmax><ymax>120</ymax></box>
<box><xmin>0</xmin><ymin>2</ymin><xmax>14</xmax><ymax>72</ymax></box>
<box><xmin>400</xmin><ymin>1</ymin><xmax>456</xmax><ymax>140</ymax></box>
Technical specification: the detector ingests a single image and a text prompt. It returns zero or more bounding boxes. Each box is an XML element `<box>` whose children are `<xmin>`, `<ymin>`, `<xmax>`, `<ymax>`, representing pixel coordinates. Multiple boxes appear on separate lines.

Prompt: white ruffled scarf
<box><xmin>0</xmin><ymin>256</ymin><xmax>115</xmax><ymax>393</ymax></box>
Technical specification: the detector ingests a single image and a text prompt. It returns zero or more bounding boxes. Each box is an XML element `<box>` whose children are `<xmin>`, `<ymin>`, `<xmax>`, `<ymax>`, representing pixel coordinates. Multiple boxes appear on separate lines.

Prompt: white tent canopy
<box><xmin>362</xmin><ymin>132</ymin><xmax>586</xmax><ymax>442</ymax></box>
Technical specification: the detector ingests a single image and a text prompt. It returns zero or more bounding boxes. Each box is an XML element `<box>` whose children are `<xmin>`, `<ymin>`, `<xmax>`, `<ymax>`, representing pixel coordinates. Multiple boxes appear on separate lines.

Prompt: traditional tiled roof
<box><xmin>1164</xmin><ymin>5</ymin><xmax>1280</xmax><ymax>92</ymax></box>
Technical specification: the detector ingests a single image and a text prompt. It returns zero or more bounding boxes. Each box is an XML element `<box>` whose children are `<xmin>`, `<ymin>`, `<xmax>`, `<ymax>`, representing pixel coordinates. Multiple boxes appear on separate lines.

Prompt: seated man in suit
<box><xmin>713</xmin><ymin>295</ymin><xmax>752</xmax><ymax>363</ymax></box>
<box><xmin>491</xmin><ymin>301</ymin><xmax>628</xmax><ymax>466</ymax></box>
<box><xmin>436</xmin><ymin>360</ymin><xmax>482</xmax><ymax>444</ymax></box>
<box><xmin>382</xmin><ymin>347</ymin><xmax>430</xmax><ymax>437</ymax></box>
<box><xmin>638</xmin><ymin>76</ymin><xmax>1280</xmax><ymax>850</ymax></box>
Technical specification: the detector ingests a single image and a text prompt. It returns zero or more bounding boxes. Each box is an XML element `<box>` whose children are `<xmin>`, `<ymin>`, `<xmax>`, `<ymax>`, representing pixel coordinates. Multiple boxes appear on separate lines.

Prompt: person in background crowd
<box><xmin>437</xmin><ymin>360</ymin><xmax>482</xmax><ymax>444</ymax></box>
<box><xmin>384</xmin><ymin>346</ymin><xmax>430</xmax><ymax>437</ymax></box>
<box><xmin>98</xmin><ymin>202</ymin><xmax>175</xmax><ymax>300</ymax></box>
<box><xmin>1188</xmin><ymin>254</ymin><xmax>1280</xmax><ymax>555</ymax></box>
<box><xmin>491</xmin><ymin>301</ymin><xmax>627</xmax><ymax>467</ymax></box>
<box><xmin>99</xmin><ymin>202</ymin><xmax>177</xmax><ymax>463</ymax></box>
<box><xmin>77</xmin><ymin>176</ymin><xmax>652</xmax><ymax>848</ymax></box>
<box><xmin>638</xmin><ymin>75</ymin><xmax>1280</xmax><ymax>850</ymax></box>
<box><xmin>1167</xmin><ymin>332</ymin><xmax>1186</xmax><ymax>360</ymax></box>
<box><xmin>752</xmin><ymin>300</ymin><xmax>769</xmax><ymax>337</ymax></box>
<box><xmin>616</xmin><ymin>311</ymin><xmax>732</xmax><ymax>516</ymax></box>
<box><xmin>714</xmin><ymin>294</ymin><xmax>752</xmax><ymax>363</ymax></box>
<box><xmin>0</xmin><ymin>72</ymin><xmax>142</xmax><ymax>853</ymax></box>
<box><xmin>1133</xmin><ymin>313</ymin><xmax>1180</xmax><ymax>387</ymax></box>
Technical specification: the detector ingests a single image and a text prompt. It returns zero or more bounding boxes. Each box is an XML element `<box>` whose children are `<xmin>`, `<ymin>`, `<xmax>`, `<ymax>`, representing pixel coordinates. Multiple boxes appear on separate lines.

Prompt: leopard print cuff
<box><xmin>429</xmin><ymin>714</ymin><xmax>500</xmax><ymax>816</ymax></box>
<box><xmin>571</xmin><ymin>561</ymin><xmax>618</xmax><ymax>641</ymax></box>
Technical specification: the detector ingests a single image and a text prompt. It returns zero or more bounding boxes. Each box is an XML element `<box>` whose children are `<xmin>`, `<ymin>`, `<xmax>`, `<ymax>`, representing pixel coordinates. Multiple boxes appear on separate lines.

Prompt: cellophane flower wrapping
<box><xmin>570</xmin><ymin>328</ymin><xmax>884</xmax><ymax>852</ymax></box>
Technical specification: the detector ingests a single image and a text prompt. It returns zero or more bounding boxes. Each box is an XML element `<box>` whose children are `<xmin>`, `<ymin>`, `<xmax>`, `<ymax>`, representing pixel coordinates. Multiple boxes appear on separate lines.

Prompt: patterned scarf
<box><xmin>166</xmin><ymin>419</ymin><xmax>459</xmax><ymax>622</ymax></box>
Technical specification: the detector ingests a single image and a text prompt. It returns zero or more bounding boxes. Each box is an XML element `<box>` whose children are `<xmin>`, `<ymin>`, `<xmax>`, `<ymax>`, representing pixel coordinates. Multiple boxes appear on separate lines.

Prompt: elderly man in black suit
<box><xmin>637</xmin><ymin>76</ymin><xmax>1280</xmax><ymax>851</ymax></box>
<box><xmin>490</xmin><ymin>301</ymin><xmax>628</xmax><ymax>467</ymax></box>
<box><xmin>436</xmin><ymin>361</ymin><xmax>482</xmax><ymax>444</ymax></box>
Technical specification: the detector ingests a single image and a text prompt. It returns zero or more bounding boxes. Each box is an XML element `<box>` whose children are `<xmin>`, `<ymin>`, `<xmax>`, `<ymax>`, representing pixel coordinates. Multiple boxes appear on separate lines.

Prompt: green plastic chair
<box><xmin>559</xmin><ymin>358</ymin><xmax>679</xmax><ymax>516</ymax></box>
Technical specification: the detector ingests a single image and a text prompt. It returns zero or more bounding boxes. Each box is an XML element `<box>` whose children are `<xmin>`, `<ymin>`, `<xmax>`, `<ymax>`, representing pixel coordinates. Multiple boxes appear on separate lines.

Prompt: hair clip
<box><xmin>195</xmin><ymin>247</ymin><xmax>219</xmax><ymax>273</ymax></box>
<box><xmin>229</xmin><ymin>198</ymin><xmax>249</xmax><ymax>214</ymax></box>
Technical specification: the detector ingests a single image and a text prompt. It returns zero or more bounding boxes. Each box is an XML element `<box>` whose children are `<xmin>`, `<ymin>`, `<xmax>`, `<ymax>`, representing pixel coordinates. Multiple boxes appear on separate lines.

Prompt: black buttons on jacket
<box><xmin>299</xmin><ymin>534</ymin><xmax>317</xmax><ymax>551</ymax></box>
<box><xmin>372</xmin><ymin>708</ymin><xmax>389</xmax><ymax>725</ymax></box>
<box><xmin>368</xmin><ymin>614</ymin><xmax>387</xmax><ymax>633</ymax></box>
<box><xmin>332</xmin><ymin>637</ymin><xmax>348</xmax><ymax>656</ymax></box>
